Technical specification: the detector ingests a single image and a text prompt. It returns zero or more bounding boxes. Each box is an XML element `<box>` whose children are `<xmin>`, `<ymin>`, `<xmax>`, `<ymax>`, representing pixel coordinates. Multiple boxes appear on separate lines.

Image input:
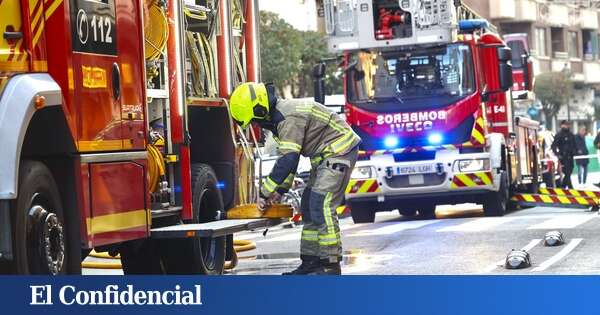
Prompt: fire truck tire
<box><xmin>120</xmin><ymin>240</ymin><xmax>163</xmax><ymax>274</ymax></box>
<box><xmin>483</xmin><ymin>172</ymin><xmax>509</xmax><ymax>217</ymax></box>
<box><xmin>9</xmin><ymin>161</ymin><xmax>73</xmax><ymax>274</ymax></box>
<box><xmin>418</xmin><ymin>205</ymin><xmax>437</xmax><ymax>219</ymax></box>
<box><xmin>398</xmin><ymin>209</ymin><xmax>417</xmax><ymax>217</ymax></box>
<box><xmin>348</xmin><ymin>201</ymin><xmax>376</xmax><ymax>223</ymax></box>
<box><xmin>160</xmin><ymin>164</ymin><xmax>226</xmax><ymax>275</ymax></box>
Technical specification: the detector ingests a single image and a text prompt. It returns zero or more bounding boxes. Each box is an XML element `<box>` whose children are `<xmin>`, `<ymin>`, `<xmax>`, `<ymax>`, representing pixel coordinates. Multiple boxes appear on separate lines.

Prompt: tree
<box><xmin>259</xmin><ymin>11</ymin><xmax>302</xmax><ymax>96</ymax></box>
<box><xmin>259</xmin><ymin>12</ymin><xmax>342</xmax><ymax>98</ymax></box>
<box><xmin>533</xmin><ymin>71</ymin><xmax>573</xmax><ymax>127</ymax></box>
<box><xmin>296</xmin><ymin>31</ymin><xmax>343</xmax><ymax>97</ymax></box>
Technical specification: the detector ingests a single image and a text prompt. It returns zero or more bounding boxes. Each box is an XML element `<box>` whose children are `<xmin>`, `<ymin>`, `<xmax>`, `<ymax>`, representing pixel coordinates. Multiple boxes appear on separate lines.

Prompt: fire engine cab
<box><xmin>315</xmin><ymin>0</ymin><xmax>539</xmax><ymax>223</ymax></box>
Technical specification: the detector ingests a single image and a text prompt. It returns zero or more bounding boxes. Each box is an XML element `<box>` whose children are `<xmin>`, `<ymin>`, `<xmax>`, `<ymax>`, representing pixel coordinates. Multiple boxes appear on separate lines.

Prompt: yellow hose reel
<box><xmin>144</xmin><ymin>0</ymin><xmax>168</xmax><ymax>61</ymax></box>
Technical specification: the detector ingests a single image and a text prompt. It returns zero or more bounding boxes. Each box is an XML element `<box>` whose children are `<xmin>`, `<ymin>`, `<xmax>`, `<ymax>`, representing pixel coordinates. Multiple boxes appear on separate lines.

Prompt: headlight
<box><xmin>457</xmin><ymin>159</ymin><xmax>490</xmax><ymax>173</ymax></box>
<box><xmin>351</xmin><ymin>166</ymin><xmax>374</xmax><ymax>179</ymax></box>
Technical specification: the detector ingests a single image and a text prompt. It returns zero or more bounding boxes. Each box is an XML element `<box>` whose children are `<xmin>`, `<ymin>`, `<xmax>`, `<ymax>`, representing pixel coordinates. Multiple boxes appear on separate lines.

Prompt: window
<box><xmin>551</xmin><ymin>27</ymin><xmax>565</xmax><ymax>56</ymax></box>
<box><xmin>347</xmin><ymin>44</ymin><xmax>475</xmax><ymax>111</ymax></box>
<box><xmin>568</xmin><ymin>31</ymin><xmax>579</xmax><ymax>58</ymax></box>
<box><xmin>535</xmin><ymin>28</ymin><xmax>547</xmax><ymax>57</ymax></box>
<box><xmin>582</xmin><ymin>30</ymin><xmax>598</xmax><ymax>60</ymax></box>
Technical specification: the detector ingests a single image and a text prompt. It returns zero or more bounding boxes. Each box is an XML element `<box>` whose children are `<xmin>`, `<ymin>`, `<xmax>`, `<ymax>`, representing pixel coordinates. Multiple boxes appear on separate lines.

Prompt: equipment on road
<box><xmin>227</xmin><ymin>204</ymin><xmax>294</xmax><ymax>219</ymax></box>
<box><xmin>505</xmin><ymin>249</ymin><xmax>532</xmax><ymax>269</ymax></box>
<box><xmin>544</xmin><ymin>231</ymin><xmax>565</xmax><ymax>247</ymax></box>
<box><xmin>0</xmin><ymin>0</ymin><xmax>279</xmax><ymax>275</ymax></box>
<box><xmin>512</xmin><ymin>188</ymin><xmax>600</xmax><ymax>211</ymax></box>
<box><xmin>313</xmin><ymin>0</ymin><xmax>561</xmax><ymax>223</ymax></box>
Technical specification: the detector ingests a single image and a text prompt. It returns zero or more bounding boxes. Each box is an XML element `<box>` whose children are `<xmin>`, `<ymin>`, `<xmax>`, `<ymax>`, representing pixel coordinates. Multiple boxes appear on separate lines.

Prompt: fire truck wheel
<box><xmin>483</xmin><ymin>172</ymin><xmax>509</xmax><ymax>217</ymax></box>
<box><xmin>418</xmin><ymin>205</ymin><xmax>437</xmax><ymax>219</ymax></box>
<box><xmin>11</xmin><ymin>161</ymin><xmax>70</xmax><ymax>274</ymax></box>
<box><xmin>120</xmin><ymin>240</ymin><xmax>163</xmax><ymax>274</ymax></box>
<box><xmin>348</xmin><ymin>201</ymin><xmax>376</xmax><ymax>223</ymax></box>
<box><xmin>398</xmin><ymin>209</ymin><xmax>417</xmax><ymax>217</ymax></box>
<box><xmin>160</xmin><ymin>164</ymin><xmax>226</xmax><ymax>275</ymax></box>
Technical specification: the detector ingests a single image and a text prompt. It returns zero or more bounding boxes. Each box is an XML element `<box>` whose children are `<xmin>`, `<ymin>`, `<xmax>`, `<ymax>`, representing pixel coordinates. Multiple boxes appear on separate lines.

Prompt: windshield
<box><xmin>347</xmin><ymin>43</ymin><xmax>475</xmax><ymax>110</ymax></box>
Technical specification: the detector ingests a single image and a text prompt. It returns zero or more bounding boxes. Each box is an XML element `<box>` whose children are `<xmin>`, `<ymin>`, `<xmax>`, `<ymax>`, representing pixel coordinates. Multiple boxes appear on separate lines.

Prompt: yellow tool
<box><xmin>227</xmin><ymin>204</ymin><xmax>293</xmax><ymax>219</ymax></box>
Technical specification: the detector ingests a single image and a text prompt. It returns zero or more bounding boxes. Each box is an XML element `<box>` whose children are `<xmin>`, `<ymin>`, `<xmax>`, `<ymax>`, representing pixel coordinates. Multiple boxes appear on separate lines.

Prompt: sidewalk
<box><xmin>568</xmin><ymin>171</ymin><xmax>600</xmax><ymax>191</ymax></box>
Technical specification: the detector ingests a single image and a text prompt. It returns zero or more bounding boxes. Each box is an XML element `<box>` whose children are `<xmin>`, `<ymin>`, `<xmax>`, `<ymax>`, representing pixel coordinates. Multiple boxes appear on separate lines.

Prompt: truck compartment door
<box><xmin>87</xmin><ymin>161</ymin><xmax>149</xmax><ymax>246</ymax></box>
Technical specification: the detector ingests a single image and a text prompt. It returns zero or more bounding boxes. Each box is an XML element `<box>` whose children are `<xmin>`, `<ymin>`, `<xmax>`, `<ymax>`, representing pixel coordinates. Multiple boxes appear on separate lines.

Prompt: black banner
<box><xmin>70</xmin><ymin>0</ymin><xmax>118</xmax><ymax>55</ymax></box>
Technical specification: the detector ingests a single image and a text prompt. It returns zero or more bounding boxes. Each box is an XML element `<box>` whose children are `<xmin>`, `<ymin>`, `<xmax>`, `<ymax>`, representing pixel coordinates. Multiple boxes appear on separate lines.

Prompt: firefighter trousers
<box><xmin>300</xmin><ymin>147</ymin><xmax>358</xmax><ymax>263</ymax></box>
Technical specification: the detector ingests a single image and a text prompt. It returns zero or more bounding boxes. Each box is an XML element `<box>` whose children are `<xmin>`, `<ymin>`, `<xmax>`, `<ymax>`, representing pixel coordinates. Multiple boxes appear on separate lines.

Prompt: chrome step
<box><xmin>150</xmin><ymin>219</ymin><xmax>282</xmax><ymax>239</ymax></box>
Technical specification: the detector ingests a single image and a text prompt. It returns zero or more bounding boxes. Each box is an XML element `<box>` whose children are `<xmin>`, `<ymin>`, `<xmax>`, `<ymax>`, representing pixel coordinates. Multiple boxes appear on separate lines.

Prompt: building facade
<box><xmin>464</xmin><ymin>0</ymin><xmax>600</xmax><ymax>132</ymax></box>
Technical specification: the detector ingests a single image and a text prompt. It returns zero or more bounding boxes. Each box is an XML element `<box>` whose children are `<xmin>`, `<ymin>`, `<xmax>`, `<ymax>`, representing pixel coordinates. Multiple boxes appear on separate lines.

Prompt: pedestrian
<box><xmin>575</xmin><ymin>126</ymin><xmax>589</xmax><ymax>185</ymax></box>
<box><xmin>593</xmin><ymin>129</ymin><xmax>600</xmax><ymax>188</ymax></box>
<box><xmin>551</xmin><ymin>120</ymin><xmax>577</xmax><ymax>189</ymax></box>
<box><xmin>229</xmin><ymin>82</ymin><xmax>361</xmax><ymax>275</ymax></box>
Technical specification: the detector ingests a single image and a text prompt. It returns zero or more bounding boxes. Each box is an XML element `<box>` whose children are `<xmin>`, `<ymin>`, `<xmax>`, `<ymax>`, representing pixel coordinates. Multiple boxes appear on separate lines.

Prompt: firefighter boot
<box><xmin>308</xmin><ymin>260</ymin><xmax>342</xmax><ymax>275</ymax></box>
<box><xmin>282</xmin><ymin>255</ymin><xmax>321</xmax><ymax>275</ymax></box>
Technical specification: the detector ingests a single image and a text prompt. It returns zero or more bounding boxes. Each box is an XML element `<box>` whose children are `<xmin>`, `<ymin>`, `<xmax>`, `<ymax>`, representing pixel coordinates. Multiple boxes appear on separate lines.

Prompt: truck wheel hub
<box><xmin>29</xmin><ymin>205</ymin><xmax>65</xmax><ymax>275</ymax></box>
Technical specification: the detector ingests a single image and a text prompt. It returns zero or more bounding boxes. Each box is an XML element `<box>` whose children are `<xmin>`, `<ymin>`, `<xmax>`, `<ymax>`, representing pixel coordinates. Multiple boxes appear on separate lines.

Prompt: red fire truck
<box><xmin>0</xmin><ymin>0</ymin><xmax>267</xmax><ymax>274</ymax></box>
<box><xmin>316</xmin><ymin>0</ymin><xmax>539</xmax><ymax>223</ymax></box>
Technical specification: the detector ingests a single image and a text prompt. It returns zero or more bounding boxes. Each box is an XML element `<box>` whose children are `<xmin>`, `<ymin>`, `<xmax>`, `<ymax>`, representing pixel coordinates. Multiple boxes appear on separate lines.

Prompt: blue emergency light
<box><xmin>428</xmin><ymin>133</ymin><xmax>443</xmax><ymax>145</ymax></box>
<box><xmin>458</xmin><ymin>19</ymin><xmax>489</xmax><ymax>32</ymax></box>
<box><xmin>384</xmin><ymin>136</ymin><xmax>399</xmax><ymax>149</ymax></box>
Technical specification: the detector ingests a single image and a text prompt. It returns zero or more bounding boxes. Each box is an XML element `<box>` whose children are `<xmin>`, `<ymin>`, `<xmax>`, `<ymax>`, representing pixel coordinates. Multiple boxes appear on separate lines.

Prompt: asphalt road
<box><xmin>82</xmin><ymin>204</ymin><xmax>600</xmax><ymax>275</ymax></box>
<box><xmin>229</xmin><ymin>204</ymin><xmax>600</xmax><ymax>275</ymax></box>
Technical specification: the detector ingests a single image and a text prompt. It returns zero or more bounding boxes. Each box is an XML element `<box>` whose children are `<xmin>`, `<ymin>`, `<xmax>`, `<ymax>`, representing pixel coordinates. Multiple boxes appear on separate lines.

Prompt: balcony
<box><xmin>584</xmin><ymin>62</ymin><xmax>600</xmax><ymax>84</ymax></box>
<box><xmin>548</xmin><ymin>5</ymin><xmax>569</xmax><ymax>26</ymax></box>
<box><xmin>515</xmin><ymin>0</ymin><xmax>537</xmax><ymax>21</ymax></box>
<box><xmin>580</xmin><ymin>10</ymin><xmax>599</xmax><ymax>29</ymax></box>
<box><xmin>489</xmin><ymin>0</ymin><xmax>516</xmax><ymax>20</ymax></box>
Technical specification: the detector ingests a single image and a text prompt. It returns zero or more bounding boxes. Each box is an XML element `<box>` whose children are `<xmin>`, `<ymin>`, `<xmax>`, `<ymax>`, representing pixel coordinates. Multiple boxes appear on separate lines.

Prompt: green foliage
<box><xmin>259</xmin><ymin>11</ymin><xmax>342</xmax><ymax>98</ymax></box>
<box><xmin>533</xmin><ymin>71</ymin><xmax>573</xmax><ymax>125</ymax></box>
<box><xmin>259</xmin><ymin>11</ymin><xmax>302</xmax><ymax>95</ymax></box>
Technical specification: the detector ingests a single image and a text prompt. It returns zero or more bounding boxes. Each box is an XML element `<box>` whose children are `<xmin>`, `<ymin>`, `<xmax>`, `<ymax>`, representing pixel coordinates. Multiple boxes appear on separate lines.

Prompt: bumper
<box><xmin>0</xmin><ymin>200</ymin><xmax>12</xmax><ymax>261</ymax></box>
<box><xmin>346</xmin><ymin>190</ymin><xmax>489</xmax><ymax>210</ymax></box>
<box><xmin>346</xmin><ymin>150</ymin><xmax>500</xmax><ymax>207</ymax></box>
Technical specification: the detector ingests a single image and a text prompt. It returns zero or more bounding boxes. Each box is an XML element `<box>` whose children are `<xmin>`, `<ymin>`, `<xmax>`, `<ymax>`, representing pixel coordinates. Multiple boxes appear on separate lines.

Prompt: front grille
<box><xmin>385</xmin><ymin>173</ymin><xmax>447</xmax><ymax>188</ymax></box>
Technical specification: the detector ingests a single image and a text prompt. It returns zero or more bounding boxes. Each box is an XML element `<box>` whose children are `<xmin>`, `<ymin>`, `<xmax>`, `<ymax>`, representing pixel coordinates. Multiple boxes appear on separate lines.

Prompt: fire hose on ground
<box><xmin>81</xmin><ymin>239</ymin><xmax>257</xmax><ymax>271</ymax></box>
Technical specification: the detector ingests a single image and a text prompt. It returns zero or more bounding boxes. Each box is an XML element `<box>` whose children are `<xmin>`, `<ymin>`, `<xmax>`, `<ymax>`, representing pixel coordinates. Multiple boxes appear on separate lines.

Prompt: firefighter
<box><xmin>552</xmin><ymin>120</ymin><xmax>577</xmax><ymax>189</ymax></box>
<box><xmin>229</xmin><ymin>82</ymin><xmax>361</xmax><ymax>275</ymax></box>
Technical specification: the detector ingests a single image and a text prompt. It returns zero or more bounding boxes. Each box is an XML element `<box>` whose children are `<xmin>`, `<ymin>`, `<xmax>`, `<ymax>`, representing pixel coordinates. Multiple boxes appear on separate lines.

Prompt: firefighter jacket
<box><xmin>260</xmin><ymin>99</ymin><xmax>361</xmax><ymax>197</ymax></box>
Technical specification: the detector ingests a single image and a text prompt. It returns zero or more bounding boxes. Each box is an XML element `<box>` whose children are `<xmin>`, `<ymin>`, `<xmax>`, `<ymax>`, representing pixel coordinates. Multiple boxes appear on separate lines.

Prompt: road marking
<box><xmin>527</xmin><ymin>214</ymin><xmax>595</xmax><ymax>230</ymax></box>
<box><xmin>483</xmin><ymin>239</ymin><xmax>542</xmax><ymax>273</ymax></box>
<box><xmin>437</xmin><ymin>217</ymin><xmax>515</xmax><ymax>232</ymax></box>
<box><xmin>532</xmin><ymin>238</ymin><xmax>583</xmax><ymax>272</ymax></box>
<box><xmin>348</xmin><ymin>220</ymin><xmax>440</xmax><ymax>236</ymax></box>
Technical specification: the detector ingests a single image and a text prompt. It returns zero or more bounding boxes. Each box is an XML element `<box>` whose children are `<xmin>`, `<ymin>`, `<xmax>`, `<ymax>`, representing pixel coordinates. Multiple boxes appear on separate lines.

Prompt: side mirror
<box><xmin>497</xmin><ymin>47</ymin><xmax>513</xmax><ymax>91</ymax></box>
<box><xmin>313</xmin><ymin>62</ymin><xmax>326</xmax><ymax>104</ymax></box>
<box><xmin>499</xmin><ymin>62</ymin><xmax>513</xmax><ymax>91</ymax></box>
<box><xmin>497</xmin><ymin>46</ymin><xmax>512</xmax><ymax>62</ymax></box>
<box><xmin>313</xmin><ymin>63</ymin><xmax>326</xmax><ymax>79</ymax></box>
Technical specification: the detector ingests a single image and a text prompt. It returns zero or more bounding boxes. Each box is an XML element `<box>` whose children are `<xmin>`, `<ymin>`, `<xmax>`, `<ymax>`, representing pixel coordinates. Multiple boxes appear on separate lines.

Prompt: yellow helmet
<box><xmin>229</xmin><ymin>82</ymin><xmax>270</xmax><ymax>129</ymax></box>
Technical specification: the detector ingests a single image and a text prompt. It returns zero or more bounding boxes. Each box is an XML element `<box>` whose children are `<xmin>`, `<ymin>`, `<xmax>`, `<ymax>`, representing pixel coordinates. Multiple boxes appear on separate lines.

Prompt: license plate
<box><xmin>394</xmin><ymin>164</ymin><xmax>436</xmax><ymax>175</ymax></box>
<box><xmin>408</xmin><ymin>174</ymin><xmax>425</xmax><ymax>185</ymax></box>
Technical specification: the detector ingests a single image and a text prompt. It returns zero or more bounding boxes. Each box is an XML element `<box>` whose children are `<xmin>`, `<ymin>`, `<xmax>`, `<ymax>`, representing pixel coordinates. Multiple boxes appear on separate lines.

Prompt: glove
<box><xmin>258</xmin><ymin>197</ymin><xmax>270</xmax><ymax>211</ymax></box>
<box><xmin>269</xmin><ymin>192</ymin><xmax>282</xmax><ymax>204</ymax></box>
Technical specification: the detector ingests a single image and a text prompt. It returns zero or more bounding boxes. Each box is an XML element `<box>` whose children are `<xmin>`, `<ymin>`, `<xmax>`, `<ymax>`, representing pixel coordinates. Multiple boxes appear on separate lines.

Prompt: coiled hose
<box><xmin>147</xmin><ymin>141</ymin><xmax>166</xmax><ymax>193</ymax></box>
<box><xmin>82</xmin><ymin>239</ymin><xmax>256</xmax><ymax>270</ymax></box>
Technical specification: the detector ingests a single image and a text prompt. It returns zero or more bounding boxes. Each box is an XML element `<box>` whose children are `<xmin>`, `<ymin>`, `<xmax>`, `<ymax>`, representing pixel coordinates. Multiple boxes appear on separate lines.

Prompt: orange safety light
<box><xmin>34</xmin><ymin>95</ymin><xmax>46</xmax><ymax>109</ymax></box>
